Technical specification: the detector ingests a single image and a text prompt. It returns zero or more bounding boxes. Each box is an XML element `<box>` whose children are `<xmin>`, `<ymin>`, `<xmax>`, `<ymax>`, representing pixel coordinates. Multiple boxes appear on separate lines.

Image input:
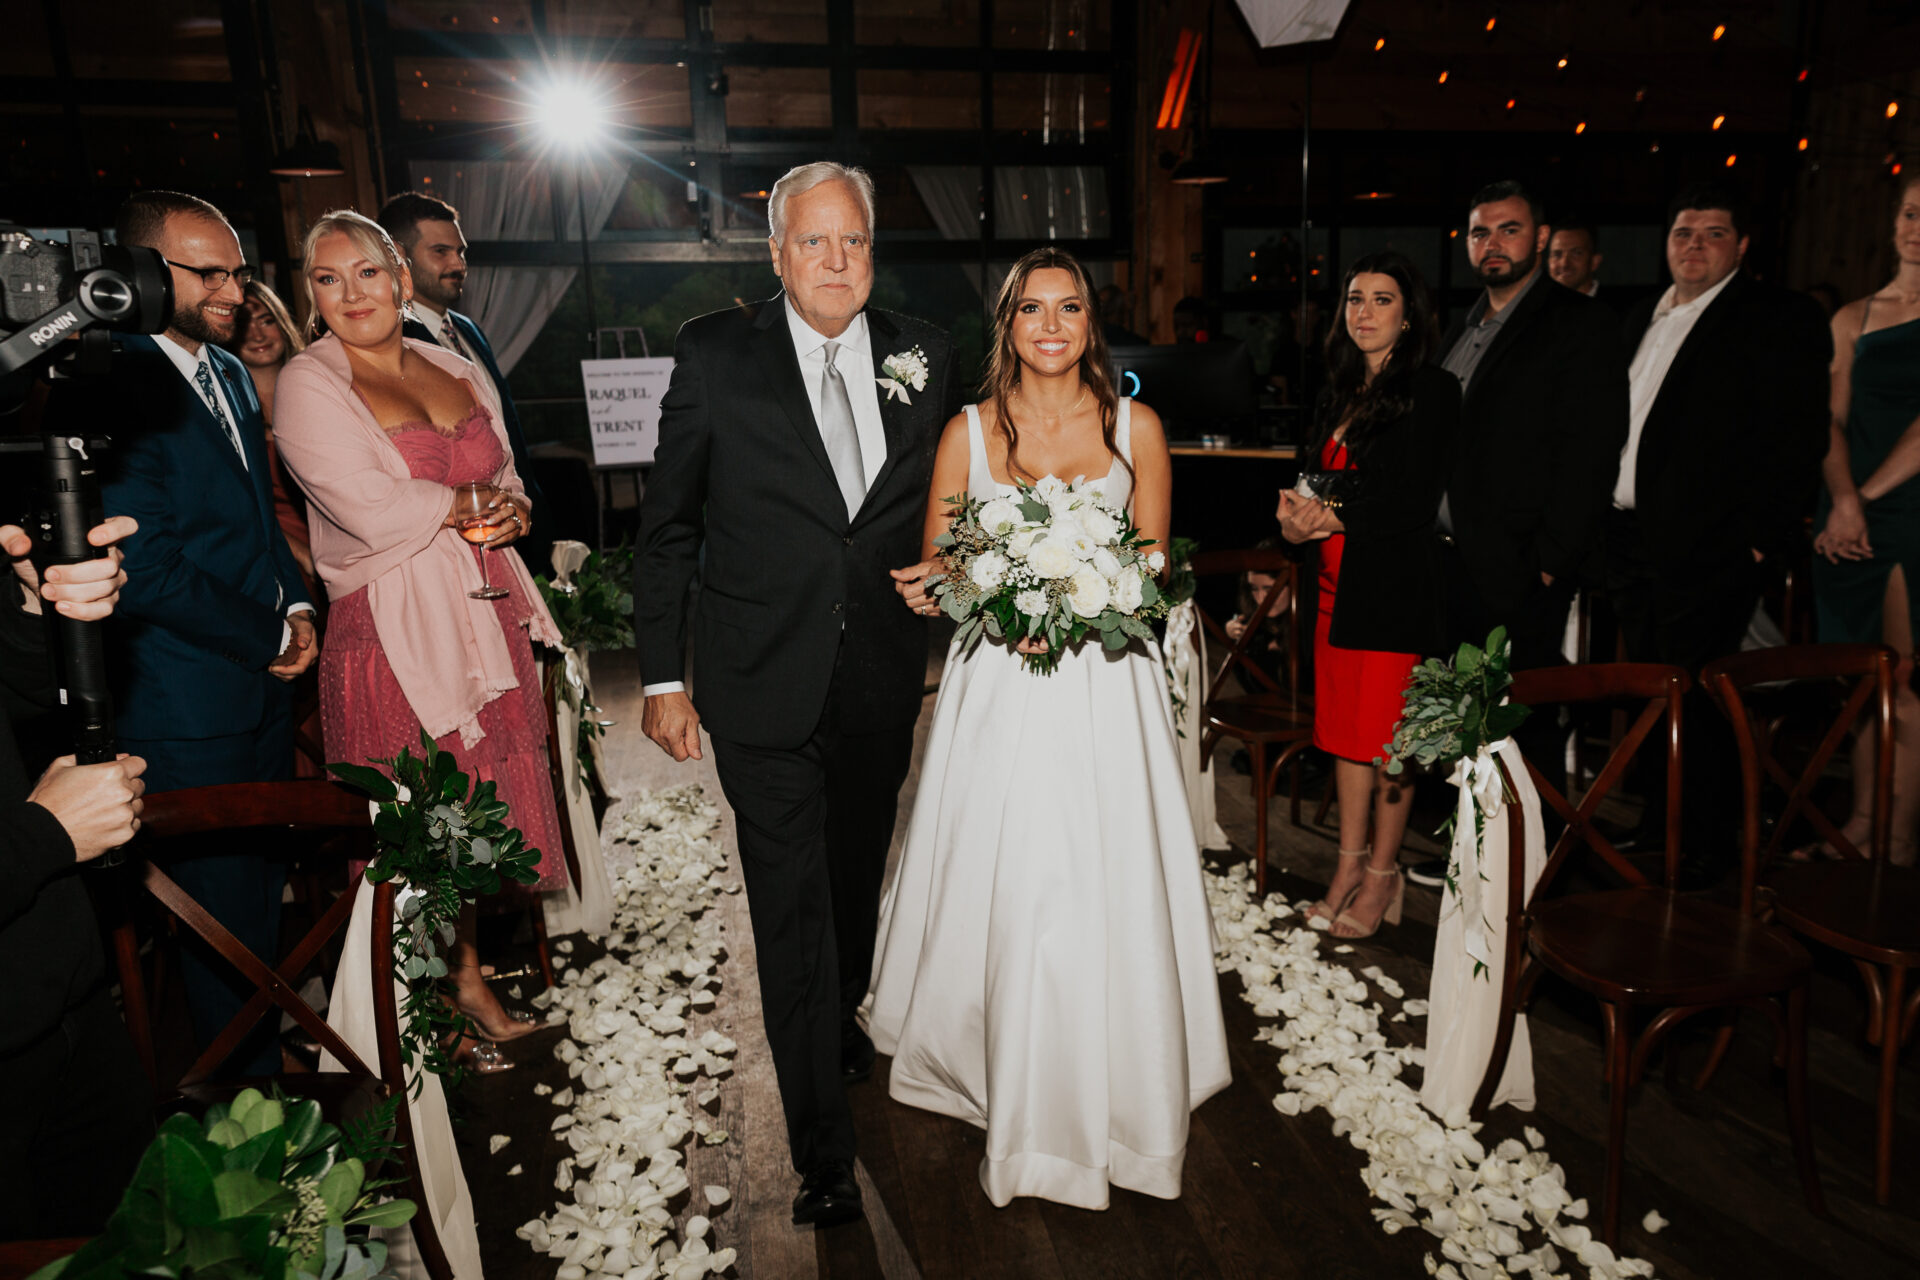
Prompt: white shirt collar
<box><xmin>1653</xmin><ymin>269</ymin><xmax>1737</xmax><ymax>321</ymax></box>
<box><xmin>154</xmin><ymin>330</ymin><xmax>214</xmax><ymax>382</ymax></box>
<box><xmin>410</xmin><ymin>298</ymin><xmax>450</xmax><ymax>329</ymax></box>
<box><xmin>783</xmin><ymin>295</ymin><xmax>868</xmax><ymax>363</ymax></box>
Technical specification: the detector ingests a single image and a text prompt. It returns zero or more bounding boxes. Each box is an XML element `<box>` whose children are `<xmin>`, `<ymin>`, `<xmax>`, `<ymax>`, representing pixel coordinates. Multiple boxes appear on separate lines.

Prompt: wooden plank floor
<box><xmin>458</xmin><ymin>644</ymin><xmax>1920</xmax><ymax>1279</ymax></box>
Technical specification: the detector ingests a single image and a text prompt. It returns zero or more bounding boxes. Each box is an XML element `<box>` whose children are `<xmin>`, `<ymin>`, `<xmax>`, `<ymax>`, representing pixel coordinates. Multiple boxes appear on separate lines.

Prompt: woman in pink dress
<box><xmin>273</xmin><ymin>210</ymin><xmax>565</xmax><ymax>1069</ymax></box>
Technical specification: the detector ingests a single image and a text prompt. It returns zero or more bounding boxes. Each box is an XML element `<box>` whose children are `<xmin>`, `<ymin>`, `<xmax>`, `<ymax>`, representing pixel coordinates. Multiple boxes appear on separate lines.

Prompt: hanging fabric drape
<box><xmin>406</xmin><ymin>159</ymin><xmax>630</xmax><ymax>374</ymax></box>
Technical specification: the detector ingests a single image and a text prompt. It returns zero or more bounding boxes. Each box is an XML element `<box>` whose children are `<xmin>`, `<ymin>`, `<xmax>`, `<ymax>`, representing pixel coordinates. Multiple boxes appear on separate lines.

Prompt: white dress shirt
<box><xmin>1612</xmin><ymin>270</ymin><xmax>1738</xmax><ymax>510</ymax></box>
<box><xmin>411</xmin><ymin>298</ymin><xmax>502</xmax><ymax>404</ymax></box>
<box><xmin>154</xmin><ymin>332</ymin><xmax>313</xmax><ymax>646</ymax></box>
<box><xmin>644</xmin><ymin>302</ymin><xmax>890</xmax><ymax>698</ymax></box>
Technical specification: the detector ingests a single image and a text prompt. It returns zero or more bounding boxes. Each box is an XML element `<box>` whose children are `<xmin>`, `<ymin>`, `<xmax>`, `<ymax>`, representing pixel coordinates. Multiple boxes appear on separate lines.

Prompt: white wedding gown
<box><xmin>864</xmin><ymin>399</ymin><xmax>1232</xmax><ymax>1210</ymax></box>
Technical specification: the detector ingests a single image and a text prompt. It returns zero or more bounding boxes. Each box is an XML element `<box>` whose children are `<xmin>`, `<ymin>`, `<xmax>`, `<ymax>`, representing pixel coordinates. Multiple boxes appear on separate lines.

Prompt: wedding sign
<box><xmin>581</xmin><ymin>357</ymin><xmax>674</xmax><ymax>467</ymax></box>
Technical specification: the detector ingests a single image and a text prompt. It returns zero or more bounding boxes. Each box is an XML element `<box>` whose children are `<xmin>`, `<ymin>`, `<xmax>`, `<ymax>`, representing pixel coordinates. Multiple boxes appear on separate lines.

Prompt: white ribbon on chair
<box><xmin>541</xmin><ymin>541</ymin><xmax>615</xmax><ymax>940</ymax></box>
<box><xmin>320</xmin><ymin>885</ymin><xmax>485</xmax><ymax>1279</ymax></box>
<box><xmin>1166</xmin><ymin>598</ymin><xmax>1230</xmax><ymax>851</ymax></box>
<box><xmin>1420</xmin><ymin>736</ymin><xmax>1547</xmax><ymax>1121</ymax></box>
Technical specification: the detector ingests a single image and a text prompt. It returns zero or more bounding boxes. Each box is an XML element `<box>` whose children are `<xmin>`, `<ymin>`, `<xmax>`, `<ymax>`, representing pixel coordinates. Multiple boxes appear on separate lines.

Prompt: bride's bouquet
<box><xmin>931</xmin><ymin>475</ymin><xmax>1170</xmax><ymax>674</ymax></box>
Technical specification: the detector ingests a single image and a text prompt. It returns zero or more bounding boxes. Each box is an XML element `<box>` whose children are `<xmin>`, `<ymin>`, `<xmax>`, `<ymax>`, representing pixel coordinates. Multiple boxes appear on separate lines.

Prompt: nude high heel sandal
<box><xmin>1306</xmin><ymin>849</ymin><xmax>1371</xmax><ymax>931</ymax></box>
<box><xmin>1330</xmin><ymin>865</ymin><xmax>1404</xmax><ymax>939</ymax></box>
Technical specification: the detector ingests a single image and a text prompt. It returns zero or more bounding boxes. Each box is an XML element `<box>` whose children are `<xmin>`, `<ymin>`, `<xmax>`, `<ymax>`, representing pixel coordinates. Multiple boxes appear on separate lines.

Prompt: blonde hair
<box><xmin>241</xmin><ymin>281</ymin><xmax>305</xmax><ymax>362</ymax></box>
<box><xmin>297</xmin><ymin>209</ymin><xmax>409</xmax><ymax>338</ymax></box>
<box><xmin>768</xmin><ymin>162</ymin><xmax>875</xmax><ymax>245</ymax></box>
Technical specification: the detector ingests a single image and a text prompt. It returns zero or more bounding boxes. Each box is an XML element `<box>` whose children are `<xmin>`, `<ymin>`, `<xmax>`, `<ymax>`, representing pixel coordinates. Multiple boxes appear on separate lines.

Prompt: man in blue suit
<box><xmin>50</xmin><ymin>191</ymin><xmax>318</xmax><ymax>1076</ymax></box>
<box><xmin>377</xmin><ymin>191</ymin><xmax>552</xmax><ymax>572</ymax></box>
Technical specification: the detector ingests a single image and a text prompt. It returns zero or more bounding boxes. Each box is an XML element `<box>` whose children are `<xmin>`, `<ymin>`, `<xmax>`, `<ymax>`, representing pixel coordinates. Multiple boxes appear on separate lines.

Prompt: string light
<box><xmin>1725</xmin><ymin>153</ymin><xmax>1737</xmax><ymax>167</ymax></box>
<box><xmin>1437</xmin><ymin>69</ymin><xmax>1450</xmax><ymax>84</ymax></box>
<box><xmin>1557</xmin><ymin>57</ymin><xmax>1568</xmax><ymax>69</ymax></box>
<box><xmin>1574</xmin><ymin>121</ymin><xmax>1587</xmax><ymax>134</ymax></box>
<box><xmin>1485</xmin><ymin>17</ymin><xmax>1497</xmax><ymax>32</ymax></box>
<box><xmin>1506</xmin><ymin>98</ymin><xmax>1517</xmax><ymax>110</ymax></box>
<box><xmin>1712</xmin><ymin>114</ymin><xmax>1726</xmax><ymax>130</ymax></box>
<box><xmin>1889</xmin><ymin>101</ymin><xmax>1901</xmax><ymax>119</ymax></box>
<box><xmin>1798</xmin><ymin>136</ymin><xmax>1809</xmax><ymax>151</ymax></box>
<box><xmin>1797</xmin><ymin>67</ymin><xmax>1809</xmax><ymax>83</ymax></box>
<box><xmin>1712</xmin><ymin>24</ymin><xmax>1727</xmax><ymax>40</ymax></box>
<box><xmin>1374</xmin><ymin>36</ymin><xmax>1386</xmax><ymax>51</ymax></box>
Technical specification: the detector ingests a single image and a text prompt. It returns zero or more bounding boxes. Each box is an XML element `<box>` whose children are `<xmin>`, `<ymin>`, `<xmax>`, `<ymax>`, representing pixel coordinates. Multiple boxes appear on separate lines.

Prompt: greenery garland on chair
<box><xmin>1380</xmin><ymin>627</ymin><xmax>1531</xmax><ymax>976</ymax></box>
<box><xmin>29</xmin><ymin>1088</ymin><xmax>414</xmax><ymax>1280</ymax></box>
<box><xmin>329</xmin><ymin>733</ymin><xmax>542</xmax><ymax>1089</ymax></box>
<box><xmin>535</xmin><ymin>543</ymin><xmax>634</xmax><ymax>788</ymax></box>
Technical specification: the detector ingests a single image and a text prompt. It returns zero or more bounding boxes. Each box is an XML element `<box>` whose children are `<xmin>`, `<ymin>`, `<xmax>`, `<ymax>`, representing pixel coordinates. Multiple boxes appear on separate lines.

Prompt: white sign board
<box><xmin>580</xmin><ymin>357</ymin><xmax>674</xmax><ymax>466</ymax></box>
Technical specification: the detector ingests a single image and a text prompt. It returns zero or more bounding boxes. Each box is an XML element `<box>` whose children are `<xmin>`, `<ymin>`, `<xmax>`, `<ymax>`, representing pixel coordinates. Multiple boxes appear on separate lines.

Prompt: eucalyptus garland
<box><xmin>1380</xmin><ymin>627</ymin><xmax>1531</xmax><ymax>940</ymax></box>
<box><xmin>536</xmin><ymin>543</ymin><xmax>633</xmax><ymax>786</ymax></box>
<box><xmin>330</xmin><ymin>732</ymin><xmax>543</xmax><ymax>1090</ymax></box>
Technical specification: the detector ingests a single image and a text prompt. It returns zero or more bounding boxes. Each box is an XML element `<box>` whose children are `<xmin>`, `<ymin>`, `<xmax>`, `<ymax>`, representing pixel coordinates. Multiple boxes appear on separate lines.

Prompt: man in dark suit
<box><xmin>50</xmin><ymin>191</ymin><xmax>317</xmax><ymax>1076</ymax></box>
<box><xmin>1439</xmin><ymin>180</ymin><xmax>1630</xmax><ymax>670</ymax></box>
<box><xmin>1608</xmin><ymin>182</ymin><xmax>1832</xmax><ymax>869</ymax></box>
<box><xmin>377</xmin><ymin>191</ymin><xmax>551</xmax><ymax>572</ymax></box>
<box><xmin>635</xmin><ymin>162</ymin><xmax>957</xmax><ymax>1226</ymax></box>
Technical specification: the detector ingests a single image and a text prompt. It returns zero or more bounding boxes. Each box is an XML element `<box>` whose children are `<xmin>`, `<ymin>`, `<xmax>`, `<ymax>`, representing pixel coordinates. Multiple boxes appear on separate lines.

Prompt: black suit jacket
<box><xmin>1443</xmin><ymin>277</ymin><xmax>1629</xmax><ymax>622</ymax></box>
<box><xmin>1619</xmin><ymin>272</ymin><xmax>1832</xmax><ymax>571</ymax></box>
<box><xmin>1304</xmin><ymin>365</ymin><xmax>1462</xmax><ymax>655</ymax></box>
<box><xmin>635</xmin><ymin>296</ymin><xmax>959</xmax><ymax>749</ymax></box>
<box><xmin>46</xmin><ymin>336</ymin><xmax>307</xmax><ymax>743</ymax></box>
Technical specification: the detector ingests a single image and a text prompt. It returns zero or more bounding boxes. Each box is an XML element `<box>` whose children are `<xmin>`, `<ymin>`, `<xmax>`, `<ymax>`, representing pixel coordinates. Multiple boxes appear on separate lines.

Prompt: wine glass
<box><xmin>450</xmin><ymin>482</ymin><xmax>511</xmax><ymax>600</ymax></box>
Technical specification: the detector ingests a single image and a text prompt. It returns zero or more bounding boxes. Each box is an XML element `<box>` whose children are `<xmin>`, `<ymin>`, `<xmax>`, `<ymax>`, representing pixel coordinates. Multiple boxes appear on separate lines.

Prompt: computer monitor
<box><xmin>1108</xmin><ymin>343</ymin><xmax>1259</xmax><ymax>440</ymax></box>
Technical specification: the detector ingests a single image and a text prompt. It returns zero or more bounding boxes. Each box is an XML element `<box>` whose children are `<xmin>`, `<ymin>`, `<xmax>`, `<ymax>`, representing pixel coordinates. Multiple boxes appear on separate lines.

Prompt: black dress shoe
<box><xmin>841</xmin><ymin>1022</ymin><xmax>876</xmax><ymax>1084</ymax></box>
<box><xmin>792</xmin><ymin>1159</ymin><xmax>863</xmax><ymax>1226</ymax></box>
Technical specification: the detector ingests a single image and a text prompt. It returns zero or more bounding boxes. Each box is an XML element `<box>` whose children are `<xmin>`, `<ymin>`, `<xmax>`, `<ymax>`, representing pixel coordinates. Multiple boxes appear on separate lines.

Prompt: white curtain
<box><xmin>406</xmin><ymin>159</ymin><xmax>630</xmax><ymax>375</ymax></box>
<box><xmin>907</xmin><ymin>166</ymin><xmax>1112</xmax><ymax>303</ymax></box>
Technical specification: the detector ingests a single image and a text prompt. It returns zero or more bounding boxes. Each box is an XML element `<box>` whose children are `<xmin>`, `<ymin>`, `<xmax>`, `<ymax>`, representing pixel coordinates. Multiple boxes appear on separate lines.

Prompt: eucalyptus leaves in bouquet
<box><xmin>30</xmin><ymin>1088</ymin><xmax>413</xmax><ymax>1280</ymax></box>
<box><xmin>329</xmin><ymin>733</ymin><xmax>542</xmax><ymax>1089</ymax></box>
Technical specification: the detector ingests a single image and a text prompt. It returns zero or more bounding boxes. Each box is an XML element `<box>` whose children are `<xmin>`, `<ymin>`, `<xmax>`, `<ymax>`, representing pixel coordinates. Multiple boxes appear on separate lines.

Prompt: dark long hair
<box><xmin>1318</xmin><ymin>250</ymin><xmax>1437</xmax><ymax>446</ymax></box>
<box><xmin>983</xmin><ymin>247</ymin><xmax>1128</xmax><ymax>484</ymax></box>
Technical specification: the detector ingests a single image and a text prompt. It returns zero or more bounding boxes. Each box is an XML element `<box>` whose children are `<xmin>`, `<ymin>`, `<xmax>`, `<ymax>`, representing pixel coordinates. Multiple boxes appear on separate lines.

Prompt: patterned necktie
<box><xmin>439</xmin><ymin>314</ymin><xmax>470</xmax><ymax>360</ymax></box>
<box><xmin>818</xmin><ymin>340</ymin><xmax>867</xmax><ymax>518</ymax></box>
<box><xmin>193</xmin><ymin>359</ymin><xmax>246</xmax><ymax>464</ymax></box>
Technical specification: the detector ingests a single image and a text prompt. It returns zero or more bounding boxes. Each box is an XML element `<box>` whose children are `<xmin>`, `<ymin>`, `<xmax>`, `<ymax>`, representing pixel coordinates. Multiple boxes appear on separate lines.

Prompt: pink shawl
<box><xmin>273</xmin><ymin>334</ymin><xmax>561</xmax><ymax>746</ymax></box>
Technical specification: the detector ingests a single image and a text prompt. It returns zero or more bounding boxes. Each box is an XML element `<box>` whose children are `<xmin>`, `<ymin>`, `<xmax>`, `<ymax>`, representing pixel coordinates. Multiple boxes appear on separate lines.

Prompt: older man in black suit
<box><xmin>635</xmin><ymin>161</ymin><xmax>958</xmax><ymax>1226</ymax></box>
<box><xmin>1606</xmin><ymin>182</ymin><xmax>1832</xmax><ymax>871</ymax></box>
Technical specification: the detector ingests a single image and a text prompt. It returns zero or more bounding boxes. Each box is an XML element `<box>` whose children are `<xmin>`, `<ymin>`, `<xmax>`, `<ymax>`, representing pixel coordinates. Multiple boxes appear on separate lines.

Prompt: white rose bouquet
<box><xmin>930</xmin><ymin>475</ymin><xmax>1170</xmax><ymax>674</ymax></box>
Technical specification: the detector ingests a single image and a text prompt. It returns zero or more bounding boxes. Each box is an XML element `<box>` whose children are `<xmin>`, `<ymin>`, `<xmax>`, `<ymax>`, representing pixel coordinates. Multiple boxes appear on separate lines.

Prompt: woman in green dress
<box><xmin>1811</xmin><ymin>175</ymin><xmax>1920</xmax><ymax>865</ymax></box>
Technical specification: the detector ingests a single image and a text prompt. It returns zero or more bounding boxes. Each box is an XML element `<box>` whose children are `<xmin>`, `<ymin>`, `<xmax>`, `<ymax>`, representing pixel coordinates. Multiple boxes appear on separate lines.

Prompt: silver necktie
<box><xmin>818</xmin><ymin>340</ymin><xmax>867</xmax><ymax>518</ymax></box>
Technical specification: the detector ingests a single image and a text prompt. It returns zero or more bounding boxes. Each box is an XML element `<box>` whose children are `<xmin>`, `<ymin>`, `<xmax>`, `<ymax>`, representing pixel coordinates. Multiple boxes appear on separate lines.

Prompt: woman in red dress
<box><xmin>1278</xmin><ymin>251</ymin><xmax>1460</xmax><ymax>938</ymax></box>
<box><xmin>273</xmin><ymin>211</ymin><xmax>565</xmax><ymax>1068</ymax></box>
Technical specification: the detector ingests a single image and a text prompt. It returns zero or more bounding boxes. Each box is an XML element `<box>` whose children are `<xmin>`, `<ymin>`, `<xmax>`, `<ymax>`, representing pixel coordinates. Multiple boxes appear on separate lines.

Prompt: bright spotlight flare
<box><xmin>532</xmin><ymin>80</ymin><xmax>610</xmax><ymax>151</ymax></box>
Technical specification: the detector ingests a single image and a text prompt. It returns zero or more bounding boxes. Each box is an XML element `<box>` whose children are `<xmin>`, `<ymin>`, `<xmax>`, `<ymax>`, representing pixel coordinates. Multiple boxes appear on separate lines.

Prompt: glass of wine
<box><xmin>450</xmin><ymin>481</ymin><xmax>511</xmax><ymax>600</ymax></box>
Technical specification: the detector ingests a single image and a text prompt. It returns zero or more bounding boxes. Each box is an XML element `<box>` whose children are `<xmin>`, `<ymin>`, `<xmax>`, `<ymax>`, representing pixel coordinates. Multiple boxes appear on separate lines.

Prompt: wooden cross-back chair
<box><xmin>1705</xmin><ymin>643</ymin><xmax>1920</xmax><ymax>1207</ymax></box>
<box><xmin>1189</xmin><ymin>549</ymin><xmax>1312</xmax><ymax>897</ymax></box>
<box><xmin>111</xmin><ymin>780</ymin><xmax>454</xmax><ymax>1280</ymax></box>
<box><xmin>1471</xmin><ymin>663</ymin><xmax>1823</xmax><ymax>1247</ymax></box>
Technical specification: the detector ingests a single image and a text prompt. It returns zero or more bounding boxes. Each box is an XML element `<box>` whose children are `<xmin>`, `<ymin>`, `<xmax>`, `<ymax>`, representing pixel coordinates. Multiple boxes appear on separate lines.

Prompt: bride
<box><xmin>870</xmin><ymin>248</ymin><xmax>1231</xmax><ymax>1210</ymax></box>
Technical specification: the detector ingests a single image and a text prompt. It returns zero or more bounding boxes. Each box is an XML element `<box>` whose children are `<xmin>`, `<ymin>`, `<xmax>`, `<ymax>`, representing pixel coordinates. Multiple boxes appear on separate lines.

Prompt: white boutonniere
<box><xmin>876</xmin><ymin>345</ymin><xmax>930</xmax><ymax>404</ymax></box>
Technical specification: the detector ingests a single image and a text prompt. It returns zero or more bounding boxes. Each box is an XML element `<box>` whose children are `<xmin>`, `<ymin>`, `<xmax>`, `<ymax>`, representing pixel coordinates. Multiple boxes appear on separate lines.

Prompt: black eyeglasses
<box><xmin>163</xmin><ymin>258</ymin><xmax>255</xmax><ymax>291</ymax></box>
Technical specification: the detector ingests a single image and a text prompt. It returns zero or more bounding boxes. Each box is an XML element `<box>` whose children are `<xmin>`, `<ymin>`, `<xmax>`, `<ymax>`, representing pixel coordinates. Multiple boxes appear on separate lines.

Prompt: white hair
<box><xmin>767</xmin><ymin>162</ymin><xmax>876</xmax><ymax>245</ymax></box>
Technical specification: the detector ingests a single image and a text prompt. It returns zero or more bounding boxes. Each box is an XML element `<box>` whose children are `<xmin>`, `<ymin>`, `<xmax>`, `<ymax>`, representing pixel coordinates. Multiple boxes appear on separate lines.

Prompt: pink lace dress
<box><xmin>319</xmin><ymin>404</ymin><xmax>567</xmax><ymax>891</ymax></box>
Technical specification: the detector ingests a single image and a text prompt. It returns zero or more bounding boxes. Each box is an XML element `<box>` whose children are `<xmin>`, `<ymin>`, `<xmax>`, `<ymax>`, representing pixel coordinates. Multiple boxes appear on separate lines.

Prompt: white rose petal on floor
<box><xmin>516</xmin><ymin>785</ymin><xmax>741</xmax><ymax>1279</ymax></box>
<box><xmin>1206</xmin><ymin>861</ymin><xmax>1664</xmax><ymax>1280</ymax></box>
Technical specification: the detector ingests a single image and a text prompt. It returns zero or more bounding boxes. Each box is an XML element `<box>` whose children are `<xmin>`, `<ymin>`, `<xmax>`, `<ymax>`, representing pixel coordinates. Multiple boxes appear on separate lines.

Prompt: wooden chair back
<box><xmin>1701</xmin><ymin>644</ymin><xmax>1896</xmax><ymax>898</ymax></box>
<box><xmin>1188</xmin><ymin>549</ymin><xmax>1304</xmax><ymax>705</ymax></box>
<box><xmin>1507</xmin><ymin>663</ymin><xmax>1690</xmax><ymax>897</ymax></box>
<box><xmin>113</xmin><ymin>779</ymin><xmax>453</xmax><ymax>1280</ymax></box>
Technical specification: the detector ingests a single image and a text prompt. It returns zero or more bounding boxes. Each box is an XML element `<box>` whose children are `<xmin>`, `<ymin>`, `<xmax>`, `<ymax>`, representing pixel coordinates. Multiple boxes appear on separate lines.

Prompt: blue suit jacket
<box><xmin>51</xmin><ymin>335</ymin><xmax>308</xmax><ymax>742</ymax></box>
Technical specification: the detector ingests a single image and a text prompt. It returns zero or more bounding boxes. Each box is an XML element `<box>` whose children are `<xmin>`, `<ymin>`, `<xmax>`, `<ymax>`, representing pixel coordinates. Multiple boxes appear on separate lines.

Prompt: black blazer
<box><xmin>47</xmin><ymin>336</ymin><xmax>308</xmax><ymax>743</ymax></box>
<box><xmin>1442</xmin><ymin>276</ymin><xmax>1629</xmax><ymax>621</ymax></box>
<box><xmin>634</xmin><ymin>295</ymin><xmax>959</xmax><ymax>750</ymax></box>
<box><xmin>1304</xmin><ymin>364</ymin><xmax>1462</xmax><ymax>655</ymax></box>
<box><xmin>1618</xmin><ymin>272</ymin><xmax>1832</xmax><ymax>570</ymax></box>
